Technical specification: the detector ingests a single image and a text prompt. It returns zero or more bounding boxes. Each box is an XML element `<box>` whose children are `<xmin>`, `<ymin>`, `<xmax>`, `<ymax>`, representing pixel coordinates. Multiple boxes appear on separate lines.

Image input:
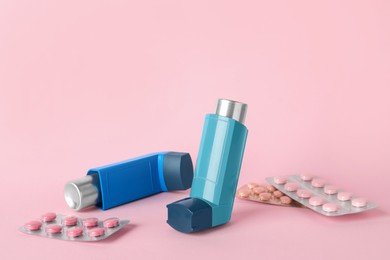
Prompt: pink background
<box><xmin>1</xmin><ymin>1</ymin><xmax>389</xmax><ymax>259</ymax></box>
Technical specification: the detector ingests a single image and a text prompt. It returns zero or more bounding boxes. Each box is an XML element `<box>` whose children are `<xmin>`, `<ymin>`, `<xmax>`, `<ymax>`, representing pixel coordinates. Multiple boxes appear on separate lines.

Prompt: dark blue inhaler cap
<box><xmin>163</xmin><ymin>152</ymin><xmax>194</xmax><ymax>191</ymax></box>
<box><xmin>167</xmin><ymin>197</ymin><xmax>212</xmax><ymax>233</ymax></box>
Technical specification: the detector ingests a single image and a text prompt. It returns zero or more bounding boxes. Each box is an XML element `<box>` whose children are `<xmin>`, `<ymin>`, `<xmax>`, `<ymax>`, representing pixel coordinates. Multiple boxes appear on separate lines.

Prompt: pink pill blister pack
<box><xmin>236</xmin><ymin>183</ymin><xmax>304</xmax><ymax>208</ymax></box>
<box><xmin>19</xmin><ymin>212</ymin><xmax>130</xmax><ymax>242</ymax></box>
<box><xmin>266</xmin><ymin>175</ymin><xmax>377</xmax><ymax>216</ymax></box>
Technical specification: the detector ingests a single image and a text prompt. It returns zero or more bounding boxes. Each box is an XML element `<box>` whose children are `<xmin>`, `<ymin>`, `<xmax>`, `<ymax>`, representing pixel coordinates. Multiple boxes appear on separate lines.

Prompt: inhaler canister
<box><xmin>64</xmin><ymin>152</ymin><xmax>194</xmax><ymax>211</ymax></box>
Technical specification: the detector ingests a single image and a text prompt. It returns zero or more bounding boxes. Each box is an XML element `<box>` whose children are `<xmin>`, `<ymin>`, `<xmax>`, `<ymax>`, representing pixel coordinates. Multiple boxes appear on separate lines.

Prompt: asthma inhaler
<box><xmin>167</xmin><ymin>99</ymin><xmax>248</xmax><ymax>233</ymax></box>
<box><xmin>64</xmin><ymin>152</ymin><xmax>193</xmax><ymax>211</ymax></box>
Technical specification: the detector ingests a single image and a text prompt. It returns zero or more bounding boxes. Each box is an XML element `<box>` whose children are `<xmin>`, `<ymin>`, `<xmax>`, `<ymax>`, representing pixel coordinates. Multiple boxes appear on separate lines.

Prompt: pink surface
<box><xmin>1</xmin><ymin>0</ymin><xmax>389</xmax><ymax>259</ymax></box>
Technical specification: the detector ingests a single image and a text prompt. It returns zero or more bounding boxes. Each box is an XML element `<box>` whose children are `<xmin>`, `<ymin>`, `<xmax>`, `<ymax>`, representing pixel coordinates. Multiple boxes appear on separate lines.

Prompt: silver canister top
<box><xmin>64</xmin><ymin>174</ymin><xmax>101</xmax><ymax>211</ymax></box>
<box><xmin>216</xmin><ymin>99</ymin><xmax>247</xmax><ymax>124</ymax></box>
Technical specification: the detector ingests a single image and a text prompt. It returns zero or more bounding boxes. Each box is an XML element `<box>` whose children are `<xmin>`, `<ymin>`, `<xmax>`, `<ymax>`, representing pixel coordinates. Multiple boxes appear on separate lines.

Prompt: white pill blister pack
<box><xmin>19</xmin><ymin>212</ymin><xmax>130</xmax><ymax>242</ymax></box>
<box><xmin>266</xmin><ymin>175</ymin><xmax>378</xmax><ymax>216</ymax></box>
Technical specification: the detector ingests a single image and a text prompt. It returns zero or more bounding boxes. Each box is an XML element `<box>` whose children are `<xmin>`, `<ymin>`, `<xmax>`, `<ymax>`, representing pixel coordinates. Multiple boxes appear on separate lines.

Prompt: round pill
<box><xmin>67</xmin><ymin>227</ymin><xmax>83</xmax><ymax>238</ymax></box>
<box><xmin>324</xmin><ymin>185</ymin><xmax>338</xmax><ymax>195</ymax></box>
<box><xmin>337</xmin><ymin>192</ymin><xmax>352</xmax><ymax>201</ymax></box>
<box><xmin>63</xmin><ymin>216</ymin><xmax>78</xmax><ymax>226</ymax></box>
<box><xmin>89</xmin><ymin>227</ymin><xmax>105</xmax><ymax>237</ymax></box>
<box><xmin>351</xmin><ymin>198</ymin><xmax>368</xmax><ymax>208</ymax></box>
<box><xmin>322</xmin><ymin>203</ymin><xmax>339</xmax><ymax>213</ymax></box>
<box><xmin>103</xmin><ymin>218</ymin><xmax>119</xmax><ymax>228</ymax></box>
<box><xmin>273</xmin><ymin>176</ymin><xmax>288</xmax><ymax>185</ymax></box>
<box><xmin>83</xmin><ymin>218</ymin><xmax>98</xmax><ymax>228</ymax></box>
<box><xmin>284</xmin><ymin>182</ymin><xmax>299</xmax><ymax>192</ymax></box>
<box><xmin>238</xmin><ymin>189</ymin><xmax>251</xmax><ymax>198</ymax></box>
<box><xmin>246</xmin><ymin>183</ymin><xmax>259</xmax><ymax>189</ymax></box>
<box><xmin>41</xmin><ymin>212</ymin><xmax>56</xmax><ymax>222</ymax></box>
<box><xmin>300</xmin><ymin>173</ymin><xmax>313</xmax><ymax>181</ymax></box>
<box><xmin>280</xmin><ymin>196</ymin><xmax>292</xmax><ymax>204</ymax></box>
<box><xmin>311</xmin><ymin>178</ymin><xmax>326</xmax><ymax>188</ymax></box>
<box><xmin>46</xmin><ymin>224</ymin><xmax>62</xmax><ymax>234</ymax></box>
<box><xmin>297</xmin><ymin>189</ymin><xmax>312</xmax><ymax>198</ymax></box>
<box><xmin>309</xmin><ymin>196</ymin><xmax>326</xmax><ymax>206</ymax></box>
<box><xmin>273</xmin><ymin>190</ymin><xmax>283</xmax><ymax>198</ymax></box>
<box><xmin>24</xmin><ymin>220</ymin><xmax>42</xmax><ymax>231</ymax></box>
<box><xmin>266</xmin><ymin>185</ymin><xmax>276</xmax><ymax>192</ymax></box>
<box><xmin>259</xmin><ymin>192</ymin><xmax>272</xmax><ymax>201</ymax></box>
<box><xmin>253</xmin><ymin>185</ymin><xmax>267</xmax><ymax>194</ymax></box>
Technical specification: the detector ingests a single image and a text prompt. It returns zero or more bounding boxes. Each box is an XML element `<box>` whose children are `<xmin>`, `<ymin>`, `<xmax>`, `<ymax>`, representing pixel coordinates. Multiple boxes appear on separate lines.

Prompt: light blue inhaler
<box><xmin>64</xmin><ymin>152</ymin><xmax>193</xmax><ymax>211</ymax></box>
<box><xmin>167</xmin><ymin>99</ymin><xmax>248</xmax><ymax>233</ymax></box>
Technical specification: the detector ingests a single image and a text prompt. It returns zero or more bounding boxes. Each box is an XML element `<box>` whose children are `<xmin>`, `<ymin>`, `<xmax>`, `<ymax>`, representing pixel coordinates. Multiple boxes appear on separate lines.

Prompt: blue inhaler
<box><xmin>64</xmin><ymin>152</ymin><xmax>193</xmax><ymax>211</ymax></box>
<box><xmin>167</xmin><ymin>99</ymin><xmax>248</xmax><ymax>233</ymax></box>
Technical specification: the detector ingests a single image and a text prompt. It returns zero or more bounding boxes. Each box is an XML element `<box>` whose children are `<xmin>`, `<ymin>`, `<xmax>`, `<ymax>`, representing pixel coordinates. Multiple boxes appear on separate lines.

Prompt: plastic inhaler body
<box><xmin>167</xmin><ymin>99</ymin><xmax>248</xmax><ymax>233</ymax></box>
<box><xmin>64</xmin><ymin>152</ymin><xmax>193</xmax><ymax>211</ymax></box>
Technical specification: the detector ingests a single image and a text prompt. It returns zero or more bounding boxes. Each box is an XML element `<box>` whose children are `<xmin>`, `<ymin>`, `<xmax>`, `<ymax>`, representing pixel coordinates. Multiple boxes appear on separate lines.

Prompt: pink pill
<box><xmin>337</xmin><ymin>192</ymin><xmax>352</xmax><ymax>201</ymax></box>
<box><xmin>246</xmin><ymin>183</ymin><xmax>259</xmax><ymax>189</ymax></box>
<box><xmin>238</xmin><ymin>189</ymin><xmax>251</xmax><ymax>198</ymax></box>
<box><xmin>273</xmin><ymin>190</ymin><xmax>283</xmax><ymax>198</ymax></box>
<box><xmin>67</xmin><ymin>227</ymin><xmax>83</xmax><ymax>238</ymax></box>
<box><xmin>280</xmin><ymin>196</ymin><xmax>292</xmax><ymax>204</ymax></box>
<box><xmin>322</xmin><ymin>203</ymin><xmax>339</xmax><ymax>213</ymax></box>
<box><xmin>253</xmin><ymin>185</ymin><xmax>267</xmax><ymax>194</ymax></box>
<box><xmin>89</xmin><ymin>227</ymin><xmax>105</xmax><ymax>237</ymax></box>
<box><xmin>273</xmin><ymin>176</ymin><xmax>288</xmax><ymax>185</ymax></box>
<box><xmin>352</xmin><ymin>198</ymin><xmax>368</xmax><ymax>208</ymax></box>
<box><xmin>309</xmin><ymin>196</ymin><xmax>326</xmax><ymax>206</ymax></box>
<box><xmin>259</xmin><ymin>192</ymin><xmax>272</xmax><ymax>201</ymax></box>
<box><xmin>267</xmin><ymin>185</ymin><xmax>276</xmax><ymax>192</ymax></box>
<box><xmin>24</xmin><ymin>220</ymin><xmax>42</xmax><ymax>231</ymax></box>
<box><xmin>46</xmin><ymin>224</ymin><xmax>62</xmax><ymax>234</ymax></box>
<box><xmin>324</xmin><ymin>185</ymin><xmax>338</xmax><ymax>195</ymax></box>
<box><xmin>284</xmin><ymin>182</ymin><xmax>299</xmax><ymax>192</ymax></box>
<box><xmin>103</xmin><ymin>218</ymin><xmax>119</xmax><ymax>228</ymax></box>
<box><xmin>41</xmin><ymin>212</ymin><xmax>56</xmax><ymax>222</ymax></box>
<box><xmin>300</xmin><ymin>174</ymin><xmax>313</xmax><ymax>181</ymax></box>
<box><xmin>63</xmin><ymin>216</ymin><xmax>78</xmax><ymax>226</ymax></box>
<box><xmin>296</xmin><ymin>189</ymin><xmax>312</xmax><ymax>198</ymax></box>
<box><xmin>83</xmin><ymin>218</ymin><xmax>98</xmax><ymax>228</ymax></box>
<box><xmin>311</xmin><ymin>178</ymin><xmax>326</xmax><ymax>188</ymax></box>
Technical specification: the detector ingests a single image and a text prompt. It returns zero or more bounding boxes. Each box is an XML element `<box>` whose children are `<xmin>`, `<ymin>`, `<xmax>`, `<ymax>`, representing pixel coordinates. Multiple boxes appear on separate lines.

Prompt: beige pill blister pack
<box><xmin>236</xmin><ymin>183</ymin><xmax>304</xmax><ymax>208</ymax></box>
<box><xmin>19</xmin><ymin>212</ymin><xmax>130</xmax><ymax>242</ymax></box>
<box><xmin>266</xmin><ymin>175</ymin><xmax>378</xmax><ymax>216</ymax></box>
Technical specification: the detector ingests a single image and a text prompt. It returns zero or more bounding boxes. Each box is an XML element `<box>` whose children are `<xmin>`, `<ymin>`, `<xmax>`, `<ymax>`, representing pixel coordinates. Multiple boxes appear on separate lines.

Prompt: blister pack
<box><xmin>236</xmin><ymin>182</ymin><xmax>304</xmax><ymax>208</ymax></box>
<box><xmin>266</xmin><ymin>175</ymin><xmax>377</xmax><ymax>216</ymax></box>
<box><xmin>19</xmin><ymin>212</ymin><xmax>129</xmax><ymax>241</ymax></box>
